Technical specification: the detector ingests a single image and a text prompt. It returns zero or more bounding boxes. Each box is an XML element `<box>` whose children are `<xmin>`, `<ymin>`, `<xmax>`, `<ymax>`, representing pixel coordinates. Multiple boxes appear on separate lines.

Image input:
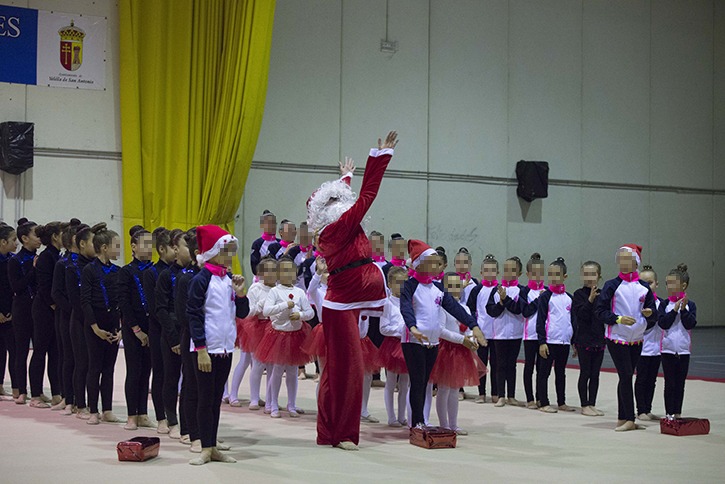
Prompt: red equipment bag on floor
<box><xmin>660</xmin><ymin>418</ymin><xmax>710</xmax><ymax>436</ymax></box>
<box><xmin>117</xmin><ymin>437</ymin><xmax>161</xmax><ymax>461</ymax></box>
<box><xmin>409</xmin><ymin>426</ymin><xmax>457</xmax><ymax>449</ymax></box>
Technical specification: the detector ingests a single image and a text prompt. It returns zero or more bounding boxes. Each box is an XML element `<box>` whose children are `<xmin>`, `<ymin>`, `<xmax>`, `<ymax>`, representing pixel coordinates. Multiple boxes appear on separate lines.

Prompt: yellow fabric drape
<box><xmin>119</xmin><ymin>0</ymin><xmax>275</xmax><ymax>272</ymax></box>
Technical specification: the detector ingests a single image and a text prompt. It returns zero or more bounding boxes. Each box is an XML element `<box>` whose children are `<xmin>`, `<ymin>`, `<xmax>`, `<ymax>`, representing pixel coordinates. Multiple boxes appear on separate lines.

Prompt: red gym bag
<box><xmin>660</xmin><ymin>418</ymin><xmax>710</xmax><ymax>437</ymax></box>
<box><xmin>117</xmin><ymin>437</ymin><xmax>161</xmax><ymax>461</ymax></box>
<box><xmin>409</xmin><ymin>426</ymin><xmax>457</xmax><ymax>449</ymax></box>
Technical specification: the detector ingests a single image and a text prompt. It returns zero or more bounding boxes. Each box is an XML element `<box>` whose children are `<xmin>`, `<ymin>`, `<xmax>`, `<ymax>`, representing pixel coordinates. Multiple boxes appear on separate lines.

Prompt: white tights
<box><xmin>384</xmin><ymin>372</ymin><xmax>410</xmax><ymax>424</ymax></box>
<box><xmin>423</xmin><ymin>382</ymin><xmax>433</xmax><ymax>426</ymax></box>
<box><xmin>270</xmin><ymin>364</ymin><xmax>298</xmax><ymax>412</ymax></box>
<box><xmin>362</xmin><ymin>373</ymin><xmax>373</xmax><ymax>418</ymax></box>
<box><xmin>435</xmin><ymin>385</ymin><xmax>460</xmax><ymax>430</ymax></box>
<box><xmin>249</xmin><ymin>357</ymin><xmax>267</xmax><ymax>406</ymax></box>
<box><xmin>229</xmin><ymin>351</ymin><xmax>253</xmax><ymax>402</ymax></box>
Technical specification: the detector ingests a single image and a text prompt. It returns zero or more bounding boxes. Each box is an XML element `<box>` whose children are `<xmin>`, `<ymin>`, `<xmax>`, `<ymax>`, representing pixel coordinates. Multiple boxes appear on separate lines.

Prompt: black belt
<box><xmin>329</xmin><ymin>257</ymin><xmax>374</xmax><ymax>276</ymax></box>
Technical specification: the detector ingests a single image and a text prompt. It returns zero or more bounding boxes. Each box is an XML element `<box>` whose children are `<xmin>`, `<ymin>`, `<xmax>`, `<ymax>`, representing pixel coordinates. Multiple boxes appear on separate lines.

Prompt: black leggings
<box><xmin>12</xmin><ymin>295</ymin><xmax>33</xmax><ymax>395</ymax></box>
<box><xmin>661</xmin><ymin>353</ymin><xmax>689</xmax><ymax>416</ymax></box>
<box><xmin>635</xmin><ymin>354</ymin><xmax>661</xmax><ymax>415</ymax></box>
<box><xmin>536</xmin><ymin>343</ymin><xmax>569</xmax><ymax>407</ymax></box>
<box><xmin>577</xmin><ymin>347</ymin><xmax>604</xmax><ymax>407</ymax></box>
<box><xmin>476</xmin><ymin>341</ymin><xmax>497</xmax><ymax>396</ymax></box>
<box><xmin>148</xmin><ymin>317</ymin><xmax>166</xmax><ymax>421</ymax></box>
<box><xmin>523</xmin><ymin>340</ymin><xmax>539</xmax><ymax>403</ymax></box>
<box><xmin>606</xmin><ymin>340</ymin><xmax>642</xmax><ymax>421</ymax></box>
<box><xmin>85</xmin><ymin>323</ymin><xmax>119</xmax><ymax>414</ymax></box>
<box><xmin>70</xmin><ymin>314</ymin><xmax>88</xmax><ymax>409</ymax></box>
<box><xmin>0</xmin><ymin>321</ymin><xmax>17</xmax><ymax>389</ymax></box>
<box><xmin>30</xmin><ymin>302</ymin><xmax>60</xmax><ymax>397</ymax></box>
<box><xmin>495</xmin><ymin>339</ymin><xmax>521</xmax><ymax>398</ymax></box>
<box><xmin>402</xmin><ymin>343</ymin><xmax>438</xmax><ymax>427</ymax></box>
<box><xmin>180</xmin><ymin>326</ymin><xmax>199</xmax><ymax>441</ymax></box>
<box><xmin>122</xmin><ymin>325</ymin><xmax>151</xmax><ymax>416</ymax></box>
<box><xmin>194</xmin><ymin>352</ymin><xmax>232</xmax><ymax>448</ymax></box>
<box><xmin>162</xmin><ymin>336</ymin><xmax>182</xmax><ymax>427</ymax></box>
<box><xmin>58</xmin><ymin>310</ymin><xmax>75</xmax><ymax>405</ymax></box>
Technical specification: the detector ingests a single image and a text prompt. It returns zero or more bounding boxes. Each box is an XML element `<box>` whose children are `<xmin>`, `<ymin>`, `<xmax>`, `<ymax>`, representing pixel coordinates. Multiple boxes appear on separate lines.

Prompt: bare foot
<box><xmin>190</xmin><ymin>440</ymin><xmax>202</xmax><ymax>453</ymax></box>
<box><xmin>336</xmin><ymin>441</ymin><xmax>359</xmax><ymax>451</ymax></box>
<box><xmin>189</xmin><ymin>448</ymin><xmax>211</xmax><ymax>466</ymax></box>
<box><xmin>51</xmin><ymin>398</ymin><xmax>66</xmax><ymax>411</ymax></box>
<box><xmin>211</xmin><ymin>448</ymin><xmax>236</xmax><ymax>463</ymax></box>
<box><xmin>29</xmin><ymin>397</ymin><xmax>50</xmax><ymax>408</ymax></box>
<box><xmin>137</xmin><ymin>415</ymin><xmax>154</xmax><ymax>428</ymax></box>
<box><xmin>581</xmin><ymin>406</ymin><xmax>598</xmax><ymax>416</ymax></box>
<box><xmin>87</xmin><ymin>413</ymin><xmax>100</xmax><ymax>425</ymax></box>
<box><xmin>102</xmin><ymin>411</ymin><xmax>120</xmax><ymax>423</ymax></box>
<box><xmin>169</xmin><ymin>425</ymin><xmax>181</xmax><ymax>439</ymax></box>
<box><xmin>157</xmin><ymin>419</ymin><xmax>170</xmax><ymax>434</ymax></box>
<box><xmin>125</xmin><ymin>416</ymin><xmax>138</xmax><ymax>430</ymax></box>
<box><xmin>539</xmin><ymin>405</ymin><xmax>557</xmax><ymax>413</ymax></box>
<box><xmin>558</xmin><ymin>405</ymin><xmax>576</xmax><ymax>412</ymax></box>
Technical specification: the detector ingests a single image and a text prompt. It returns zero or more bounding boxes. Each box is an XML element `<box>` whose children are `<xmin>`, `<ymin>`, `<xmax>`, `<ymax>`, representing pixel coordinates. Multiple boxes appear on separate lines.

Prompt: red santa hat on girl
<box><xmin>408</xmin><ymin>239</ymin><xmax>437</xmax><ymax>270</ymax></box>
<box><xmin>196</xmin><ymin>225</ymin><xmax>238</xmax><ymax>266</ymax></box>
<box><xmin>616</xmin><ymin>244</ymin><xmax>642</xmax><ymax>267</ymax></box>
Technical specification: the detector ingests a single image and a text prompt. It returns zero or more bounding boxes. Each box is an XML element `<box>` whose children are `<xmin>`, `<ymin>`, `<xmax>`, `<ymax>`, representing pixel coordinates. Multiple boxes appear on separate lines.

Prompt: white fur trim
<box><xmin>412</xmin><ymin>248</ymin><xmax>437</xmax><ymax>269</ymax></box>
<box><xmin>322</xmin><ymin>298</ymin><xmax>387</xmax><ymax>312</ymax></box>
<box><xmin>368</xmin><ymin>148</ymin><xmax>394</xmax><ymax>157</ymax></box>
<box><xmin>199</xmin><ymin>234</ymin><xmax>238</xmax><ymax>265</ymax></box>
<box><xmin>616</xmin><ymin>246</ymin><xmax>640</xmax><ymax>266</ymax></box>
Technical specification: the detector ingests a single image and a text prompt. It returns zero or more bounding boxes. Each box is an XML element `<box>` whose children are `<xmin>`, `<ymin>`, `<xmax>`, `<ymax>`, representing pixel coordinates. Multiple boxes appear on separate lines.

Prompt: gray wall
<box><xmin>239</xmin><ymin>0</ymin><xmax>724</xmax><ymax>326</ymax></box>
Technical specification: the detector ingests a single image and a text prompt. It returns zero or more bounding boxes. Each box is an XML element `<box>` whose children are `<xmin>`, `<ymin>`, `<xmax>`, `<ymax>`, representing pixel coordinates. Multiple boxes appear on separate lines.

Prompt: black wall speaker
<box><xmin>0</xmin><ymin>121</ymin><xmax>34</xmax><ymax>175</ymax></box>
<box><xmin>516</xmin><ymin>160</ymin><xmax>549</xmax><ymax>202</ymax></box>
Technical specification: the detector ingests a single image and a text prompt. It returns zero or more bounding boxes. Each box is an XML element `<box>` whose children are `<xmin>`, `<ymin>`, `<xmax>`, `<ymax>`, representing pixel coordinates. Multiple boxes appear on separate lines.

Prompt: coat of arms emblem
<box><xmin>58</xmin><ymin>20</ymin><xmax>85</xmax><ymax>71</ymax></box>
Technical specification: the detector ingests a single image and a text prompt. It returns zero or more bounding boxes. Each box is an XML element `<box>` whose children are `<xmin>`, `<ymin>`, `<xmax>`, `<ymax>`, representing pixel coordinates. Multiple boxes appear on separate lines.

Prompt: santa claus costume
<box><xmin>307</xmin><ymin>132</ymin><xmax>397</xmax><ymax>449</ymax></box>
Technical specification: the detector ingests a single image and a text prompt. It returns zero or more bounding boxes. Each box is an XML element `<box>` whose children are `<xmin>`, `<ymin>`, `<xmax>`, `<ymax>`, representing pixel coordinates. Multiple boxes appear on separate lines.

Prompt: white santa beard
<box><xmin>307</xmin><ymin>179</ymin><xmax>370</xmax><ymax>235</ymax></box>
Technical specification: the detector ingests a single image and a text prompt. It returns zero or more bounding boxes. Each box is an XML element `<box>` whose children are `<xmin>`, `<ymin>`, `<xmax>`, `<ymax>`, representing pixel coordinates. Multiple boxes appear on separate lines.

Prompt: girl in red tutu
<box><xmin>359</xmin><ymin>312</ymin><xmax>380</xmax><ymax>424</ymax></box>
<box><xmin>233</xmin><ymin>255</ymin><xmax>276</xmax><ymax>410</ymax></box>
<box><xmin>430</xmin><ymin>273</ymin><xmax>482</xmax><ymax>435</ymax></box>
<box><xmin>259</xmin><ymin>257</ymin><xmax>314</xmax><ymax>418</ymax></box>
<box><xmin>305</xmin><ymin>256</ymin><xmax>328</xmax><ymax>377</ymax></box>
<box><xmin>379</xmin><ymin>266</ymin><xmax>410</xmax><ymax>427</ymax></box>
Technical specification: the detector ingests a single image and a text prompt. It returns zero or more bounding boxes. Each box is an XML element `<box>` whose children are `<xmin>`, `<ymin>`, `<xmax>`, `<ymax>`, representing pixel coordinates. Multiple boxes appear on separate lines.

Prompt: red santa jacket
<box><xmin>319</xmin><ymin>148</ymin><xmax>393</xmax><ymax>312</ymax></box>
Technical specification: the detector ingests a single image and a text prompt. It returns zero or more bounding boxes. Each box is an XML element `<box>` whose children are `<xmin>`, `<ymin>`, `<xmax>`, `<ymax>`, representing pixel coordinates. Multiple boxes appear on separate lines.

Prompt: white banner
<box><xmin>35</xmin><ymin>10</ymin><xmax>106</xmax><ymax>90</ymax></box>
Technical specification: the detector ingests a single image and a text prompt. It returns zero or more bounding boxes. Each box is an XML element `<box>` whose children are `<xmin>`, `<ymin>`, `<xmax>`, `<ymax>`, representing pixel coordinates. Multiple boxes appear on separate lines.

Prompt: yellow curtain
<box><xmin>119</xmin><ymin>0</ymin><xmax>275</xmax><ymax>273</ymax></box>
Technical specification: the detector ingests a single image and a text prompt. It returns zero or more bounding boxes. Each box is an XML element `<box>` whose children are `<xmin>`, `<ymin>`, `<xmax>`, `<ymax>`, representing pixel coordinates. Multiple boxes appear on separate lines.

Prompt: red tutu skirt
<box><xmin>237</xmin><ymin>315</ymin><xmax>269</xmax><ymax>353</ymax></box>
<box><xmin>377</xmin><ymin>336</ymin><xmax>407</xmax><ymax>375</ymax></box>
<box><xmin>302</xmin><ymin>323</ymin><xmax>327</xmax><ymax>359</ymax></box>
<box><xmin>255</xmin><ymin>323</ymin><xmax>313</xmax><ymax>367</ymax></box>
<box><xmin>429</xmin><ymin>339</ymin><xmax>479</xmax><ymax>388</ymax></box>
<box><xmin>360</xmin><ymin>336</ymin><xmax>380</xmax><ymax>375</ymax></box>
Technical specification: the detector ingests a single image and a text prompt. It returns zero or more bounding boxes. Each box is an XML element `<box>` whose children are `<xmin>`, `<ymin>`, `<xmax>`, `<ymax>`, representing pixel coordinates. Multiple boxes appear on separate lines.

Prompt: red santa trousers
<box><xmin>316</xmin><ymin>307</ymin><xmax>363</xmax><ymax>446</ymax></box>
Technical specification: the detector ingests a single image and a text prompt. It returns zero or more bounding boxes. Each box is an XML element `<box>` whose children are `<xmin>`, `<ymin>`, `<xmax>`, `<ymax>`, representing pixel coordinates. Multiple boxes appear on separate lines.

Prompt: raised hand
<box><xmin>339</xmin><ymin>156</ymin><xmax>356</xmax><ymax>177</ymax></box>
<box><xmin>316</xmin><ymin>256</ymin><xmax>327</xmax><ymax>275</ymax></box>
<box><xmin>588</xmin><ymin>285</ymin><xmax>600</xmax><ymax>303</ymax></box>
<box><xmin>231</xmin><ymin>275</ymin><xmax>246</xmax><ymax>297</ymax></box>
<box><xmin>497</xmin><ymin>285</ymin><xmax>507</xmax><ymax>305</ymax></box>
<box><xmin>378</xmin><ymin>131</ymin><xmax>399</xmax><ymax>150</ymax></box>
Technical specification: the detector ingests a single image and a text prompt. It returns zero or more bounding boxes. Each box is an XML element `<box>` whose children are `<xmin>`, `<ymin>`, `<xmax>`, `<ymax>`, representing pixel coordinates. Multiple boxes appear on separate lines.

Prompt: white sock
<box><xmin>398</xmin><ymin>374</ymin><xmax>410</xmax><ymax>423</ymax></box>
<box><xmin>361</xmin><ymin>373</ymin><xmax>373</xmax><ymax>417</ymax></box>
<box><xmin>223</xmin><ymin>381</ymin><xmax>229</xmax><ymax>400</ymax></box>
<box><xmin>384</xmin><ymin>372</ymin><xmax>398</xmax><ymax>423</ymax></box>
<box><xmin>265</xmin><ymin>366</ymin><xmax>273</xmax><ymax>410</ymax></box>
<box><xmin>230</xmin><ymin>352</ymin><xmax>252</xmax><ymax>402</ymax></box>
<box><xmin>423</xmin><ymin>382</ymin><xmax>433</xmax><ymax>426</ymax></box>
<box><xmin>436</xmin><ymin>385</ymin><xmax>451</xmax><ymax>429</ymax></box>
<box><xmin>270</xmin><ymin>364</ymin><xmax>285</xmax><ymax>412</ymax></box>
<box><xmin>447</xmin><ymin>386</ymin><xmax>459</xmax><ymax>430</ymax></box>
<box><xmin>249</xmin><ymin>358</ymin><xmax>265</xmax><ymax>405</ymax></box>
<box><xmin>285</xmin><ymin>364</ymin><xmax>298</xmax><ymax>409</ymax></box>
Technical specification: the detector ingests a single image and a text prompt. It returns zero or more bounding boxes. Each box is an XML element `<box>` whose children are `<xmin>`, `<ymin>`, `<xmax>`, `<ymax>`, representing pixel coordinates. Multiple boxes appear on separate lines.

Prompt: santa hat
<box><xmin>196</xmin><ymin>225</ymin><xmax>238</xmax><ymax>266</ymax></box>
<box><xmin>408</xmin><ymin>239</ymin><xmax>437</xmax><ymax>270</ymax></box>
<box><xmin>616</xmin><ymin>244</ymin><xmax>642</xmax><ymax>267</ymax></box>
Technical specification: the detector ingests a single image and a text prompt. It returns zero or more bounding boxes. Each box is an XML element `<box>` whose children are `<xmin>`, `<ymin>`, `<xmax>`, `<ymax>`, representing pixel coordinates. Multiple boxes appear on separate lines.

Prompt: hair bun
<box><xmin>129</xmin><ymin>224</ymin><xmax>145</xmax><ymax>238</ymax></box>
<box><xmin>458</xmin><ymin>247</ymin><xmax>469</xmax><ymax>254</ymax></box>
<box><xmin>530</xmin><ymin>252</ymin><xmax>541</xmax><ymax>260</ymax></box>
<box><xmin>70</xmin><ymin>218</ymin><xmax>81</xmax><ymax>227</ymax></box>
<box><xmin>484</xmin><ymin>254</ymin><xmax>495</xmax><ymax>260</ymax></box>
<box><xmin>91</xmin><ymin>222</ymin><xmax>108</xmax><ymax>234</ymax></box>
<box><xmin>677</xmin><ymin>263</ymin><xmax>688</xmax><ymax>272</ymax></box>
<box><xmin>18</xmin><ymin>217</ymin><xmax>29</xmax><ymax>225</ymax></box>
<box><xmin>641</xmin><ymin>263</ymin><xmax>653</xmax><ymax>271</ymax></box>
<box><xmin>391</xmin><ymin>233</ymin><xmax>402</xmax><ymax>239</ymax></box>
<box><xmin>435</xmin><ymin>246</ymin><xmax>446</xmax><ymax>254</ymax></box>
<box><xmin>34</xmin><ymin>224</ymin><xmax>46</xmax><ymax>238</ymax></box>
<box><xmin>555</xmin><ymin>257</ymin><xmax>565</xmax><ymax>263</ymax></box>
<box><xmin>511</xmin><ymin>256</ymin><xmax>522</xmax><ymax>263</ymax></box>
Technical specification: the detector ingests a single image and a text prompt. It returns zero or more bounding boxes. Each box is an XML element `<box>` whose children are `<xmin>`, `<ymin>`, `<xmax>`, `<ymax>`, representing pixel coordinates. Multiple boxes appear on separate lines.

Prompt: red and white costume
<box><xmin>308</xmin><ymin>147</ymin><xmax>393</xmax><ymax>447</ymax></box>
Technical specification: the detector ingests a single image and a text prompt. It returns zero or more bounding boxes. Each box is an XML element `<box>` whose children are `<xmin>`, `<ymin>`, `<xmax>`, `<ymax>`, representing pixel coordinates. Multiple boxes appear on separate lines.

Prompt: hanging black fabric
<box><xmin>0</xmin><ymin>122</ymin><xmax>34</xmax><ymax>175</ymax></box>
<box><xmin>516</xmin><ymin>160</ymin><xmax>549</xmax><ymax>202</ymax></box>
